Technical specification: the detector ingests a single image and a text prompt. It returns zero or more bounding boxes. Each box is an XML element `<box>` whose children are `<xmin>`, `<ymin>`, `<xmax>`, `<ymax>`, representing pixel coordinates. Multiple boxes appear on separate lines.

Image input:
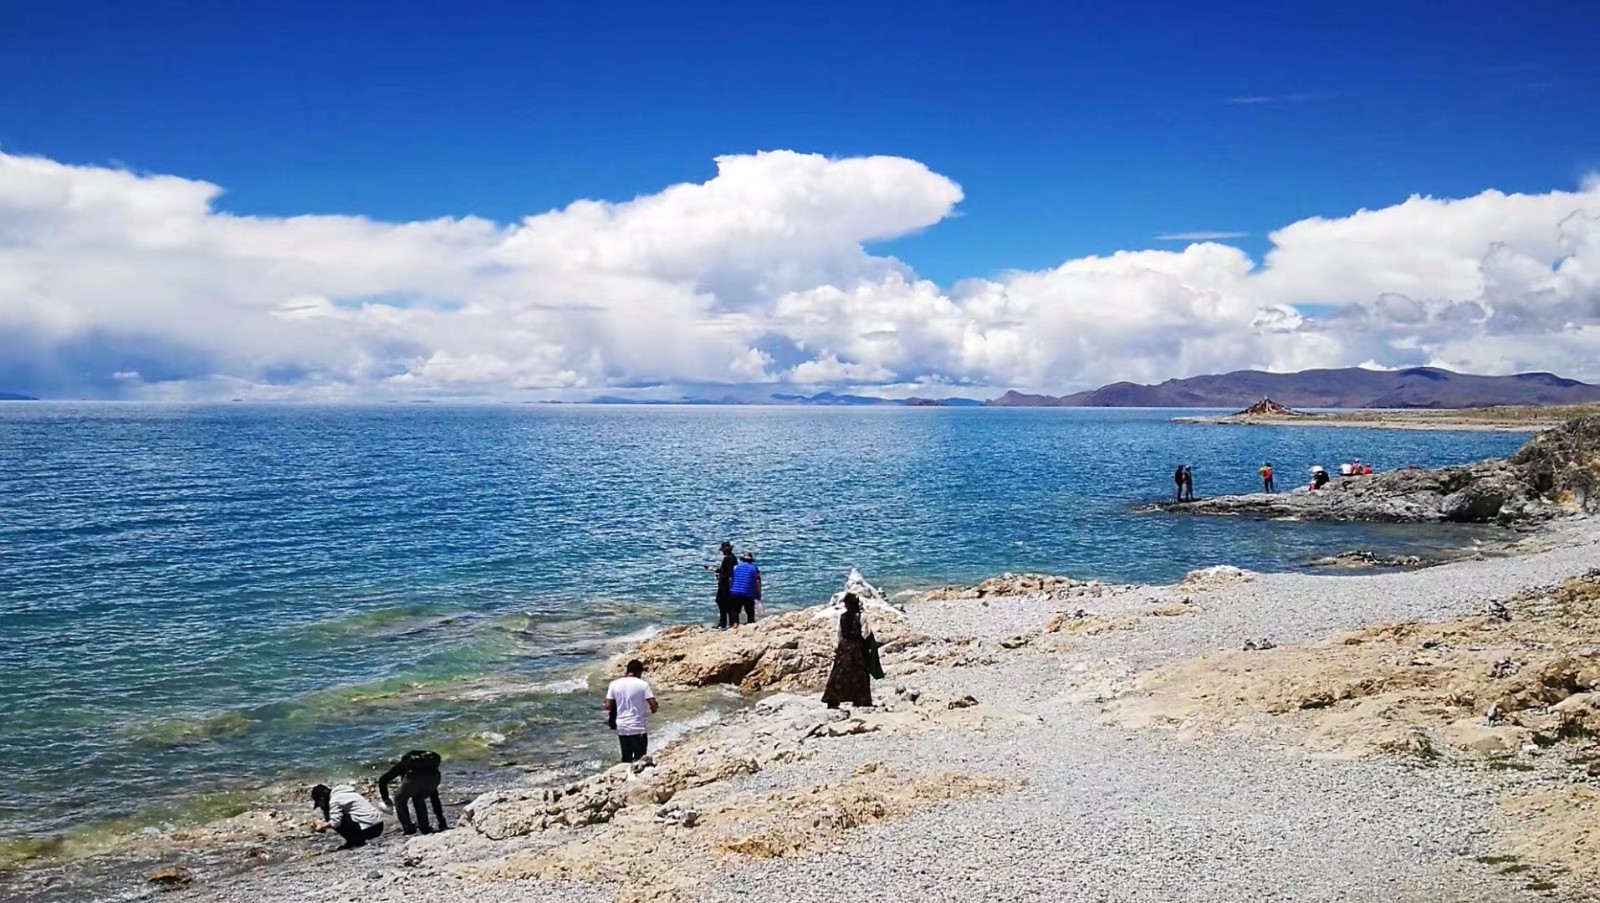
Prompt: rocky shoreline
<box><xmin>25</xmin><ymin>516</ymin><xmax>1594</xmax><ymax>903</ymax></box>
<box><xmin>1158</xmin><ymin>416</ymin><xmax>1600</xmax><ymax>526</ymax></box>
<box><xmin>1173</xmin><ymin>403</ymin><xmax>1600</xmax><ymax>432</ymax></box>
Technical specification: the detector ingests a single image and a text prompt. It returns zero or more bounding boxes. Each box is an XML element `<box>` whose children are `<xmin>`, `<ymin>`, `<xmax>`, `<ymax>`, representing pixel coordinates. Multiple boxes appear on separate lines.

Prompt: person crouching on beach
<box><xmin>822</xmin><ymin>593</ymin><xmax>875</xmax><ymax>709</ymax></box>
<box><xmin>728</xmin><ymin>551</ymin><xmax>762</xmax><ymax>627</ymax></box>
<box><xmin>605</xmin><ymin>659</ymin><xmax>658</xmax><ymax>763</ymax></box>
<box><xmin>310</xmin><ymin>783</ymin><xmax>384</xmax><ymax>850</ymax></box>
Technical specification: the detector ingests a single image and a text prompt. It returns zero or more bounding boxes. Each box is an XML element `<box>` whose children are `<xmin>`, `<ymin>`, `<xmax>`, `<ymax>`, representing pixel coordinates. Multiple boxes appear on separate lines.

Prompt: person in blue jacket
<box><xmin>728</xmin><ymin>551</ymin><xmax>762</xmax><ymax>627</ymax></box>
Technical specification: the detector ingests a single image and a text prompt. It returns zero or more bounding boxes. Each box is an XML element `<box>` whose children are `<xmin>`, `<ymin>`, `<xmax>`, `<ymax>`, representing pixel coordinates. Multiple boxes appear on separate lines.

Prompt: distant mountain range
<box><xmin>585</xmin><ymin>392</ymin><xmax>984</xmax><ymax>407</ymax></box>
<box><xmin>985</xmin><ymin>367</ymin><xmax>1600</xmax><ymax>409</ymax></box>
<box><xmin>0</xmin><ymin>392</ymin><xmax>37</xmax><ymax>401</ymax></box>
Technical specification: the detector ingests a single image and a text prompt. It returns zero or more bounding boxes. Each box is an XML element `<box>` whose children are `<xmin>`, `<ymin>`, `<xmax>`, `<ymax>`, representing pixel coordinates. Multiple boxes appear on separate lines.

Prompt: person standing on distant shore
<box><xmin>1181</xmin><ymin>465</ymin><xmax>1195</xmax><ymax>501</ymax></box>
<box><xmin>1172</xmin><ymin>465</ymin><xmax>1185</xmax><ymax>502</ymax></box>
<box><xmin>604</xmin><ymin>659</ymin><xmax>657</xmax><ymax>763</ymax></box>
<box><xmin>704</xmin><ymin>541</ymin><xmax>737</xmax><ymax>629</ymax></box>
<box><xmin>1259</xmin><ymin>462</ymin><xmax>1275</xmax><ymax>493</ymax></box>
<box><xmin>728</xmin><ymin>551</ymin><xmax>762</xmax><ymax>627</ymax></box>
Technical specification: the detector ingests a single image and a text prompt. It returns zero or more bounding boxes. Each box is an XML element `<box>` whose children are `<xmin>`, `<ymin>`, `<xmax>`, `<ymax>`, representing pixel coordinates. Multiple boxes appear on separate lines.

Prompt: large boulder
<box><xmin>1509</xmin><ymin>415</ymin><xmax>1600</xmax><ymax>512</ymax></box>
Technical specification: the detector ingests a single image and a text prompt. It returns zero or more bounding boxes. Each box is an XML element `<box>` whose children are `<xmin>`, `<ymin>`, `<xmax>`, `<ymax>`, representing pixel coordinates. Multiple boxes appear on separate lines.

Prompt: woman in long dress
<box><xmin>821</xmin><ymin>592</ymin><xmax>873</xmax><ymax>709</ymax></box>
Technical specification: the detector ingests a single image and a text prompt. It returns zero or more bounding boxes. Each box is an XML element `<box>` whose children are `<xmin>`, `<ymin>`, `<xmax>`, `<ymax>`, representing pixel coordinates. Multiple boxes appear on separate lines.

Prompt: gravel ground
<box><xmin>141</xmin><ymin>521</ymin><xmax>1600</xmax><ymax>903</ymax></box>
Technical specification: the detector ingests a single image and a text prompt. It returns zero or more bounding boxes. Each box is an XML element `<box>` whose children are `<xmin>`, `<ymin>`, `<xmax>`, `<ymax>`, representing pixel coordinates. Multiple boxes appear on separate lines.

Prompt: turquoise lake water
<box><xmin>0</xmin><ymin>403</ymin><xmax>1529</xmax><ymax>844</ymax></box>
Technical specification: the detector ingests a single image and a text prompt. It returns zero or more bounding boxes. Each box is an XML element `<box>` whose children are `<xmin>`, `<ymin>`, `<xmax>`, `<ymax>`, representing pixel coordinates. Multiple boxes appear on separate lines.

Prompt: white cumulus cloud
<box><xmin>1</xmin><ymin>149</ymin><xmax>1599</xmax><ymax>399</ymax></box>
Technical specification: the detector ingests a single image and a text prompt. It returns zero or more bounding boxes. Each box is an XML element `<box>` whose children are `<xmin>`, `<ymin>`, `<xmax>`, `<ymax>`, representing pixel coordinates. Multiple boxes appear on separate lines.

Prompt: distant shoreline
<box><xmin>1173</xmin><ymin>405</ymin><xmax>1600</xmax><ymax>432</ymax></box>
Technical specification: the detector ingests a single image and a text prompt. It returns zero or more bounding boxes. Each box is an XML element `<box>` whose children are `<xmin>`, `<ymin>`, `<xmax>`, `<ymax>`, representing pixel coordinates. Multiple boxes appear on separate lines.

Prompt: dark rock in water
<box><xmin>1307</xmin><ymin>549</ymin><xmax>1428</xmax><ymax>569</ymax></box>
<box><xmin>147</xmin><ymin>866</ymin><xmax>192</xmax><ymax>889</ymax></box>
<box><xmin>1156</xmin><ymin>415</ymin><xmax>1600</xmax><ymax>526</ymax></box>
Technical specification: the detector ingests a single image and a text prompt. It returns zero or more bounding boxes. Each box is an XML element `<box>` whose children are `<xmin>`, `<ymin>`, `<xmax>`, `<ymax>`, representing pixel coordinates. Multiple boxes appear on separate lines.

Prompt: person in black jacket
<box><xmin>378</xmin><ymin>749</ymin><xmax>447</xmax><ymax>835</ymax></box>
<box><xmin>704</xmin><ymin>541</ymin><xmax>737</xmax><ymax>629</ymax></box>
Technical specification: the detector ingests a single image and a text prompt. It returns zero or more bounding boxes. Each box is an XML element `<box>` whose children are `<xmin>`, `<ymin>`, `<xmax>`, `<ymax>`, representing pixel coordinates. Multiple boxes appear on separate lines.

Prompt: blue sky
<box><xmin>4</xmin><ymin>0</ymin><xmax>1593</xmax><ymax>285</ymax></box>
<box><xmin>2</xmin><ymin>1</ymin><xmax>1599</xmax><ymax>400</ymax></box>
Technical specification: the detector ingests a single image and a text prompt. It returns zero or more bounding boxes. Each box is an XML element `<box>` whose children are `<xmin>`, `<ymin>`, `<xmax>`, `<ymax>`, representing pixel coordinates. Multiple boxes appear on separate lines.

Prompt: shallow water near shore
<box><xmin>0</xmin><ymin>403</ymin><xmax>1529</xmax><ymax>864</ymax></box>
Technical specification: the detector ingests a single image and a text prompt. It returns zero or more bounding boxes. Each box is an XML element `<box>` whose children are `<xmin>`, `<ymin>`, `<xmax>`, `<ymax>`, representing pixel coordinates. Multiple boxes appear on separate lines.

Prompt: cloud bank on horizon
<box><xmin>2</xmin><ymin>150</ymin><xmax>1598</xmax><ymax>400</ymax></box>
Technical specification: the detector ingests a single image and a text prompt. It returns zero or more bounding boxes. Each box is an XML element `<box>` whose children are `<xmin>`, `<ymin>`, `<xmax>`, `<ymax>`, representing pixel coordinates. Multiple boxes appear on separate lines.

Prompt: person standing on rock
<box><xmin>1259</xmin><ymin>462</ymin><xmax>1275</xmax><ymax>493</ymax></box>
<box><xmin>728</xmin><ymin>551</ymin><xmax>762</xmax><ymax>627</ymax></box>
<box><xmin>605</xmin><ymin>659</ymin><xmax>658</xmax><ymax>763</ymax></box>
<box><xmin>1181</xmin><ymin>465</ymin><xmax>1195</xmax><ymax>501</ymax></box>
<box><xmin>821</xmin><ymin>593</ymin><xmax>874</xmax><ymax>709</ymax></box>
<box><xmin>704</xmin><ymin>541</ymin><xmax>737</xmax><ymax>629</ymax></box>
<box><xmin>1172</xmin><ymin>465</ymin><xmax>1185</xmax><ymax>502</ymax></box>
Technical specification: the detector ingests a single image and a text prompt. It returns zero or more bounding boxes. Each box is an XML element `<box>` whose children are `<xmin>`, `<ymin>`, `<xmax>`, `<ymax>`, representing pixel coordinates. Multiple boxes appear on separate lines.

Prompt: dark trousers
<box><xmin>334</xmin><ymin>817</ymin><xmax>383</xmax><ymax>849</ymax></box>
<box><xmin>731</xmin><ymin>594</ymin><xmax>756</xmax><ymax>624</ymax></box>
<box><xmin>395</xmin><ymin>773</ymin><xmax>445</xmax><ymax>834</ymax></box>
<box><xmin>1263</xmin><ymin>478</ymin><xmax>1274</xmax><ymax>493</ymax></box>
<box><xmin>716</xmin><ymin>588</ymin><xmax>732</xmax><ymax>628</ymax></box>
<box><xmin>619</xmin><ymin>733</ymin><xmax>649</xmax><ymax>763</ymax></box>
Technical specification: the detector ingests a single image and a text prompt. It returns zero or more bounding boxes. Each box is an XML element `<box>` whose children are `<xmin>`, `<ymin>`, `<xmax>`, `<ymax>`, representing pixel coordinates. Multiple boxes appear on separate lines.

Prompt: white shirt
<box><xmin>606</xmin><ymin>676</ymin><xmax>655</xmax><ymax>736</ymax></box>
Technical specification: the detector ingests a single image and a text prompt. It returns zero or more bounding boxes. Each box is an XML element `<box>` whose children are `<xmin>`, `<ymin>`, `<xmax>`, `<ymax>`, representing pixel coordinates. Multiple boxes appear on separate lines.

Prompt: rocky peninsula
<box><xmin>1159</xmin><ymin>415</ymin><xmax>1600</xmax><ymax>525</ymax></box>
<box><xmin>40</xmin><ymin>515</ymin><xmax>1593</xmax><ymax>903</ymax></box>
<box><xmin>1175</xmin><ymin>402</ymin><xmax>1600</xmax><ymax>432</ymax></box>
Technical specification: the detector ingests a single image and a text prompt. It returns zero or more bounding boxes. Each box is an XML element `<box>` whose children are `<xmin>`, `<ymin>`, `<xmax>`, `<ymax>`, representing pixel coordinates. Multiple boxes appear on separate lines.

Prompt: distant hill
<box><xmin>0</xmin><ymin>392</ymin><xmax>38</xmax><ymax>401</ymax></box>
<box><xmin>585</xmin><ymin>392</ymin><xmax>984</xmax><ymax>407</ymax></box>
<box><xmin>986</xmin><ymin>368</ymin><xmax>1600</xmax><ymax>409</ymax></box>
<box><xmin>769</xmin><ymin>392</ymin><xmax>983</xmax><ymax>407</ymax></box>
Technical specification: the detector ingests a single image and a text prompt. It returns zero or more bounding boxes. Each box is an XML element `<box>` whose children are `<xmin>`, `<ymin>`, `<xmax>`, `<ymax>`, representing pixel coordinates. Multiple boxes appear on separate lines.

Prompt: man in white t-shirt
<box><xmin>604</xmin><ymin>659</ymin><xmax>658</xmax><ymax>763</ymax></box>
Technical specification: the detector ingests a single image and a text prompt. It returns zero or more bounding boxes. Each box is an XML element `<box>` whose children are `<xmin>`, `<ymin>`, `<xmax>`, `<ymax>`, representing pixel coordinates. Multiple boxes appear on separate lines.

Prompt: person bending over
<box><xmin>310</xmin><ymin>783</ymin><xmax>384</xmax><ymax>850</ymax></box>
<box><xmin>605</xmin><ymin>659</ymin><xmax>658</xmax><ymax>763</ymax></box>
<box><xmin>378</xmin><ymin>749</ymin><xmax>448</xmax><ymax>835</ymax></box>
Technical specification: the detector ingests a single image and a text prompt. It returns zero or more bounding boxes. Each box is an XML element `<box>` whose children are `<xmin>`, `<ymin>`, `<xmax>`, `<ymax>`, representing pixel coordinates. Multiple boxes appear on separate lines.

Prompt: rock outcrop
<box><xmin>1236</xmin><ymin>397</ymin><xmax>1301</xmax><ymax>417</ymax></box>
<box><xmin>1509</xmin><ymin>415</ymin><xmax>1600</xmax><ymax>513</ymax></box>
<box><xmin>1306</xmin><ymin>549</ymin><xmax>1430</xmax><ymax>569</ymax></box>
<box><xmin>1158</xmin><ymin>416</ymin><xmax>1600</xmax><ymax>525</ymax></box>
<box><xmin>921</xmin><ymin>572</ymin><xmax>1089</xmax><ymax>601</ymax></box>
<box><xmin>626</xmin><ymin>572</ymin><xmax>928</xmax><ymax>692</ymax></box>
